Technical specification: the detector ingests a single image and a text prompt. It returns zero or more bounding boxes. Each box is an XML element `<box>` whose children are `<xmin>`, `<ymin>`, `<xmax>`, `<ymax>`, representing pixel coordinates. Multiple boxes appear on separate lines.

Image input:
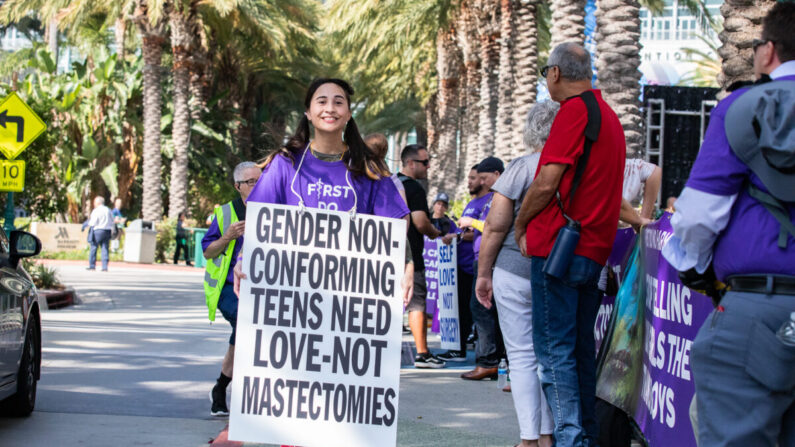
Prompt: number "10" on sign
<box><xmin>0</xmin><ymin>159</ymin><xmax>25</xmax><ymax>192</ymax></box>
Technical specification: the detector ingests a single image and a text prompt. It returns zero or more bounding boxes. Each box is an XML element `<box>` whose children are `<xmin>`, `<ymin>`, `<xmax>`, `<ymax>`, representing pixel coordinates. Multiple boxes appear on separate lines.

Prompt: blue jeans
<box><xmin>531</xmin><ymin>255</ymin><xmax>602</xmax><ymax>447</ymax></box>
<box><xmin>89</xmin><ymin>229</ymin><xmax>111</xmax><ymax>270</ymax></box>
<box><xmin>470</xmin><ymin>260</ymin><xmax>505</xmax><ymax>368</ymax></box>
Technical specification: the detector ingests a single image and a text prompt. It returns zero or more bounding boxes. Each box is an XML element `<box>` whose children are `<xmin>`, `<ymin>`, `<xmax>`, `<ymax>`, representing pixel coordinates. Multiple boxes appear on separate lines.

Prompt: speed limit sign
<box><xmin>0</xmin><ymin>159</ymin><xmax>25</xmax><ymax>192</ymax></box>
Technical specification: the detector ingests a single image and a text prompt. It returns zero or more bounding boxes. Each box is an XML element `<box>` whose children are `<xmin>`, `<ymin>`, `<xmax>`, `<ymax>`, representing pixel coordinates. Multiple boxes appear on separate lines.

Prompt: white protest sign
<box><xmin>436</xmin><ymin>241</ymin><xmax>459</xmax><ymax>350</ymax></box>
<box><xmin>229</xmin><ymin>203</ymin><xmax>406</xmax><ymax>447</ymax></box>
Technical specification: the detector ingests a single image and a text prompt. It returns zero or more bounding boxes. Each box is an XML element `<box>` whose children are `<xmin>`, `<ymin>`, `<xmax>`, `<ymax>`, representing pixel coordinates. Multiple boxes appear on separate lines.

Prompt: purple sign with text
<box><xmin>422</xmin><ymin>236</ymin><xmax>440</xmax><ymax>333</ymax></box>
<box><xmin>597</xmin><ymin>214</ymin><xmax>715</xmax><ymax>447</ymax></box>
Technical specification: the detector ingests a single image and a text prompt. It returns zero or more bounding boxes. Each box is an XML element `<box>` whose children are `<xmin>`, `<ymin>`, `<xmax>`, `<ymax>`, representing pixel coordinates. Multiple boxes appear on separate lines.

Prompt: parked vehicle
<box><xmin>0</xmin><ymin>230</ymin><xmax>43</xmax><ymax>416</ymax></box>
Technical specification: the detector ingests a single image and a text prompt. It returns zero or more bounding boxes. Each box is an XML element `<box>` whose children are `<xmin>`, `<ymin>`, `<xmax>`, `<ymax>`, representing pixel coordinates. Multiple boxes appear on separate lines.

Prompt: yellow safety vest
<box><xmin>203</xmin><ymin>201</ymin><xmax>239</xmax><ymax>321</ymax></box>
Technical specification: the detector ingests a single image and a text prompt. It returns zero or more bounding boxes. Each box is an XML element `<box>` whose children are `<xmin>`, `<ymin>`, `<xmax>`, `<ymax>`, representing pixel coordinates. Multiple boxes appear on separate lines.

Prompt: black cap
<box><xmin>477</xmin><ymin>156</ymin><xmax>505</xmax><ymax>174</ymax></box>
<box><xmin>434</xmin><ymin>192</ymin><xmax>450</xmax><ymax>204</ymax></box>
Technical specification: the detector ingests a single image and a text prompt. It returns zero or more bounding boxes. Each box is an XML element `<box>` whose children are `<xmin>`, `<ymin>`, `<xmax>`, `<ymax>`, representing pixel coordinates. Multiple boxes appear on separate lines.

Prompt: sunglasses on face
<box><xmin>236</xmin><ymin>178</ymin><xmax>258</xmax><ymax>187</ymax></box>
<box><xmin>540</xmin><ymin>65</ymin><xmax>557</xmax><ymax>78</ymax></box>
<box><xmin>752</xmin><ymin>39</ymin><xmax>770</xmax><ymax>52</ymax></box>
<box><xmin>412</xmin><ymin>159</ymin><xmax>430</xmax><ymax>166</ymax></box>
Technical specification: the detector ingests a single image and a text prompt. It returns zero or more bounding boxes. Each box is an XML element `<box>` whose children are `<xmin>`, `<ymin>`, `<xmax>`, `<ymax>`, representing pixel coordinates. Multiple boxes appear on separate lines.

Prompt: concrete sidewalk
<box><xmin>34</xmin><ymin>260</ymin><xmax>524</xmax><ymax>447</ymax></box>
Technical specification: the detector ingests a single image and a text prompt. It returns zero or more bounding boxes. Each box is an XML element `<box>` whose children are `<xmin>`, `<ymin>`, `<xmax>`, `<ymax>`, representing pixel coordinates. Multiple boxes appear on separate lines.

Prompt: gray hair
<box><xmin>524</xmin><ymin>101</ymin><xmax>560</xmax><ymax>153</ymax></box>
<box><xmin>233</xmin><ymin>161</ymin><xmax>260</xmax><ymax>182</ymax></box>
<box><xmin>548</xmin><ymin>42</ymin><xmax>592</xmax><ymax>82</ymax></box>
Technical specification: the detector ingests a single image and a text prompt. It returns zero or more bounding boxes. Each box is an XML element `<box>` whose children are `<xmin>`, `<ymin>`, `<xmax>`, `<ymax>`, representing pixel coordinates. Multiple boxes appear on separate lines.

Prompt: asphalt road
<box><xmin>0</xmin><ymin>261</ymin><xmax>520</xmax><ymax>447</ymax></box>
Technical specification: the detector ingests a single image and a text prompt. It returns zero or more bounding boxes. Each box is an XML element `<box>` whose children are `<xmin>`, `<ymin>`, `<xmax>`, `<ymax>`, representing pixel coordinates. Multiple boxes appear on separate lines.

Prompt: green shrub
<box><xmin>155</xmin><ymin>218</ymin><xmax>177</xmax><ymax>263</ymax></box>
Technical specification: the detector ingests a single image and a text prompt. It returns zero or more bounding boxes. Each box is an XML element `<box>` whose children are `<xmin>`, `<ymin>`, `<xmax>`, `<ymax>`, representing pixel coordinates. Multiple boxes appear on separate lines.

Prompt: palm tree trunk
<box><xmin>457</xmin><ymin>0</ymin><xmax>482</xmax><ymax>198</ymax></box>
<box><xmin>595</xmin><ymin>0</ymin><xmax>643</xmax><ymax>156</ymax></box>
<box><xmin>432</xmin><ymin>27</ymin><xmax>463</xmax><ymax>198</ymax></box>
<box><xmin>550</xmin><ymin>0</ymin><xmax>587</xmax><ymax>48</ymax></box>
<box><xmin>168</xmin><ymin>10</ymin><xmax>192</xmax><ymax>219</ymax></box>
<box><xmin>717</xmin><ymin>0</ymin><xmax>775</xmax><ymax>90</ymax></box>
<box><xmin>475</xmin><ymin>0</ymin><xmax>500</xmax><ymax>161</ymax></box>
<box><xmin>139</xmin><ymin>27</ymin><xmax>166</xmax><ymax>222</ymax></box>
<box><xmin>425</xmin><ymin>92</ymin><xmax>439</xmax><ymax>175</ymax></box>
<box><xmin>512</xmin><ymin>0</ymin><xmax>539</xmax><ymax>155</ymax></box>
<box><xmin>495</xmin><ymin>0</ymin><xmax>516</xmax><ymax>161</ymax></box>
<box><xmin>114</xmin><ymin>18</ymin><xmax>126</xmax><ymax>61</ymax></box>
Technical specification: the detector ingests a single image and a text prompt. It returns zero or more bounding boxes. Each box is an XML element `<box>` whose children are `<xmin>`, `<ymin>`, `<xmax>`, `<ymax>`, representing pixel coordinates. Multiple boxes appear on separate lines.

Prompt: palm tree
<box><xmin>495</xmin><ymin>0</ymin><xmax>515</xmax><ymax>161</ymax></box>
<box><xmin>511</xmin><ymin>0</ymin><xmax>540</xmax><ymax>157</ymax></box>
<box><xmin>474</xmin><ymin>0</ymin><xmax>500</xmax><ymax>161</ymax></box>
<box><xmin>717</xmin><ymin>0</ymin><xmax>775</xmax><ymax>89</ymax></box>
<box><xmin>595</xmin><ymin>0</ymin><xmax>643</xmax><ymax>156</ymax></box>
<box><xmin>432</xmin><ymin>25</ymin><xmax>463</xmax><ymax>197</ymax></box>
<box><xmin>596</xmin><ymin>0</ymin><xmax>717</xmax><ymax>156</ymax></box>
<box><xmin>133</xmin><ymin>1</ymin><xmax>167</xmax><ymax>221</ymax></box>
<box><xmin>456</xmin><ymin>0</ymin><xmax>482</xmax><ymax>197</ymax></box>
<box><xmin>167</xmin><ymin>2</ymin><xmax>193</xmax><ymax>219</ymax></box>
<box><xmin>550</xmin><ymin>0</ymin><xmax>587</xmax><ymax>48</ymax></box>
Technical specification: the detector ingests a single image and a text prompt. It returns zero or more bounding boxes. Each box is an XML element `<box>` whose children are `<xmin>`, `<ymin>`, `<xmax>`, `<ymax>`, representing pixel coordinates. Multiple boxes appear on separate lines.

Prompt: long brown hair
<box><xmin>259</xmin><ymin>78</ymin><xmax>389</xmax><ymax>180</ymax></box>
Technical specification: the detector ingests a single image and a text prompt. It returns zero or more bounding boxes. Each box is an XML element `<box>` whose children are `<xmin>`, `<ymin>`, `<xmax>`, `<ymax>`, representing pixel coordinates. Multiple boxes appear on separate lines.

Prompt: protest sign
<box><xmin>595</xmin><ymin>228</ymin><xmax>637</xmax><ymax>353</ymax></box>
<box><xmin>422</xmin><ymin>236</ymin><xmax>439</xmax><ymax>329</ymax></box>
<box><xmin>596</xmin><ymin>214</ymin><xmax>714</xmax><ymax>447</ymax></box>
<box><xmin>435</xmin><ymin>240</ymin><xmax>459</xmax><ymax>351</ymax></box>
<box><xmin>229</xmin><ymin>203</ymin><xmax>407</xmax><ymax>447</ymax></box>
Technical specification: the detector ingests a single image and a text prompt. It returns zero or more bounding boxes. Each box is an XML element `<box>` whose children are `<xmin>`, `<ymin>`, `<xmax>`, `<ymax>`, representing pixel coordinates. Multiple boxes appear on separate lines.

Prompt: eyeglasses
<box><xmin>235</xmin><ymin>178</ymin><xmax>258</xmax><ymax>187</ymax></box>
<box><xmin>412</xmin><ymin>159</ymin><xmax>430</xmax><ymax>166</ymax></box>
<box><xmin>540</xmin><ymin>65</ymin><xmax>557</xmax><ymax>78</ymax></box>
<box><xmin>752</xmin><ymin>39</ymin><xmax>771</xmax><ymax>52</ymax></box>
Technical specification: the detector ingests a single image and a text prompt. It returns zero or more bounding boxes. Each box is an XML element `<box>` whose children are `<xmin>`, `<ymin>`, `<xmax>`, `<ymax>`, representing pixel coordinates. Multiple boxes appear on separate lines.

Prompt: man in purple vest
<box><xmin>662</xmin><ymin>3</ymin><xmax>795</xmax><ymax>445</ymax></box>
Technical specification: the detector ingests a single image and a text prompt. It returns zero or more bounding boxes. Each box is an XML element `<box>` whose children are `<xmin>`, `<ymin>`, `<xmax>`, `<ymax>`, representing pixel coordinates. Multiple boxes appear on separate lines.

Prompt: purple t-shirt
<box><xmin>459</xmin><ymin>193</ymin><xmax>493</xmax><ymax>273</ymax></box>
<box><xmin>473</xmin><ymin>192</ymin><xmax>494</xmax><ymax>262</ymax></box>
<box><xmin>247</xmin><ymin>147</ymin><xmax>409</xmax><ymax>219</ymax></box>
<box><xmin>201</xmin><ymin>217</ymin><xmax>242</xmax><ymax>285</ymax></box>
<box><xmin>685</xmin><ymin>74</ymin><xmax>795</xmax><ymax>280</ymax></box>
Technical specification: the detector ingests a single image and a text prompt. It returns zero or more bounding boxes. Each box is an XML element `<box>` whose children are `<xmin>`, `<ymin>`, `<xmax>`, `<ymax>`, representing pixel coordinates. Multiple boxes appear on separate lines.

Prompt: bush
<box><xmin>20</xmin><ymin>259</ymin><xmax>63</xmax><ymax>290</ymax></box>
<box><xmin>155</xmin><ymin>218</ymin><xmax>177</xmax><ymax>263</ymax></box>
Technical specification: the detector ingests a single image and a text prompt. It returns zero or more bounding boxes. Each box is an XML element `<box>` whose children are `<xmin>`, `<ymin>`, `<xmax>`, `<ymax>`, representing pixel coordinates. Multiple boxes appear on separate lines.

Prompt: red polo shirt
<box><xmin>526</xmin><ymin>90</ymin><xmax>625</xmax><ymax>265</ymax></box>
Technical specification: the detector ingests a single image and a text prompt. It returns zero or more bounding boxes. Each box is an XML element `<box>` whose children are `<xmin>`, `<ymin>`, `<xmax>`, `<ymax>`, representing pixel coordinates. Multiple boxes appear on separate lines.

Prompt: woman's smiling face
<box><xmin>306</xmin><ymin>82</ymin><xmax>352</xmax><ymax>135</ymax></box>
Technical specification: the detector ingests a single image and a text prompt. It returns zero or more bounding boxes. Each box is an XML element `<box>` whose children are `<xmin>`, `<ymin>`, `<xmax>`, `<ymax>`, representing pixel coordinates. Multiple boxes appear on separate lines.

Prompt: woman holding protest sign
<box><xmin>233</xmin><ymin>78</ymin><xmax>412</xmax><ymax>301</ymax></box>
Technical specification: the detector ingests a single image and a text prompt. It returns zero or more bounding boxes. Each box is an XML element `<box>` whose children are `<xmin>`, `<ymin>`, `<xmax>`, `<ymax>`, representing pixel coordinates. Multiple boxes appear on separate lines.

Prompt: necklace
<box><xmin>310</xmin><ymin>142</ymin><xmax>347</xmax><ymax>162</ymax></box>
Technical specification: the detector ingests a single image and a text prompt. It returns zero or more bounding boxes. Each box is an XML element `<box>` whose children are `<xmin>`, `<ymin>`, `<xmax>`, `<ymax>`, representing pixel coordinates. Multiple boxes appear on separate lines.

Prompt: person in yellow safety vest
<box><xmin>201</xmin><ymin>161</ymin><xmax>262</xmax><ymax>417</ymax></box>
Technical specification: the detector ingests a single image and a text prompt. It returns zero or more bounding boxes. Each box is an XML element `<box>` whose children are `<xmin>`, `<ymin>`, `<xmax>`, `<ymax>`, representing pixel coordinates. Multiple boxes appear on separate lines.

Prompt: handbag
<box><xmin>543</xmin><ymin>90</ymin><xmax>602</xmax><ymax>279</ymax></box>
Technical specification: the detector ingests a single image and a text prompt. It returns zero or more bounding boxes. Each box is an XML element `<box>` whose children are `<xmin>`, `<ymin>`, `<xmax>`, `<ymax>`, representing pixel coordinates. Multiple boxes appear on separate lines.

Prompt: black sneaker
<box><xmin>414</xmin><ymin>352</ymin><xmax>446</xmax><ymax>369</ymax></box>
<box><xmin>437</xmin><ymin>350</ymin><xmax>467</xmax><ymax>362</ymax></box>
<box><xmin>209</xmin><ymin>383</ymin><xmax>229</xmax><ymax>417</ymax></box>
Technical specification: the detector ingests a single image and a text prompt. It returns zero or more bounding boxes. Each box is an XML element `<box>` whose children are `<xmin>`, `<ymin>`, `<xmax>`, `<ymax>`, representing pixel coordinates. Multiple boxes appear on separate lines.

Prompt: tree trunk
<box><xmin>475</xmin><ymin>0</ymin><xmax>500</xmax><ymax>162</ymax></box>
<box><xmin>717</xmin><ymin>0</ymin><xmax>775</xmax><ymax>90</ymax></box>
<box><xmin>117</xmin><ymin>120</ymin><xmax>140</xmax><ymax>209</ymax></box>
<box><xmin>550</xmin><ymin>0</ymin><xmax>587</xmax><ymax>48</ymax></box>
<box><xmin>512</xmin><ymin>0</ymin><xmax>539</xmax><ymax>156</ymax></box>
<box><xmin>432</xmin><ymin>27</ymin><xmax>463</xmax><ymax>199</ymax></box>
<box><xmin>495</xmin><ymin>0</ymin><xmax>516</xmax><ymax>161</ymax></box>
<box><xmin>457</xmin><ymin>0</ymin><xmax>482</xmax><ymax>198</ymax></box>
<box><xmin>139</xmin><ymin>27</ymin><xmax>166</xmax><ymax>222</ymax></box>
<box><xmin>115</xmin><ymin>18</ymin><xmax>126</xmax><ymax>61</ymax></box>
<box><xmin>168</xmin><ymin>10</ymin><xmax>192</xmax><ymax>219</ymax></box>
<box><xmin>425</xmin><ymin>92</ymin><xmax>439</xmax><ymax>184</ymax></box>
<box><xmin>595</xmin><ymin>0</ymin><xmax>643</xmax><ymax>156</ymax></box>
<box><xmin>46</xmin><ymin>18</ymin><xmax>58</xmax><ymax>65</ymax></box>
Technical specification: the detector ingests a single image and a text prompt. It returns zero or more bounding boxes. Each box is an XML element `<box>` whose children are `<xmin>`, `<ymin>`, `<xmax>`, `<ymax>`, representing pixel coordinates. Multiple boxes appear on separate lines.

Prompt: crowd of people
<box><xmin>198</xmin><ymin>5</ymin><xmax>794</xmax><ymax>445</ymax></box>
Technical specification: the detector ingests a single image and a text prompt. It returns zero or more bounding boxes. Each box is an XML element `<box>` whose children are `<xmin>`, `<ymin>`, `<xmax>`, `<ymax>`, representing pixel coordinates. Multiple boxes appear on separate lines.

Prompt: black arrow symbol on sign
<box><xmin>0</xmin><ymin>110</ymin><xmax>24</xmax><ymax>143</ymax></box>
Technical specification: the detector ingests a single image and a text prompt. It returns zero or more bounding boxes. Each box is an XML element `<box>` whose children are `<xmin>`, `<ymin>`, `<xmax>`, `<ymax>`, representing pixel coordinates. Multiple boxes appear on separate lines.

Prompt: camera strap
<box><xmin>555</xmin><ymin>90</ymin><xmax>602</xmax><ymax>223</ymax></box>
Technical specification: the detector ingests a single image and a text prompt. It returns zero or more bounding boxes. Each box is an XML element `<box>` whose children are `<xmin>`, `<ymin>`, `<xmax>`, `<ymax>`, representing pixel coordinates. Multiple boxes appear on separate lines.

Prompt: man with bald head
<box><xmin>515</xmin><ymin>42</ymin><xmax>626</xmax><ymax>446</ymax></box>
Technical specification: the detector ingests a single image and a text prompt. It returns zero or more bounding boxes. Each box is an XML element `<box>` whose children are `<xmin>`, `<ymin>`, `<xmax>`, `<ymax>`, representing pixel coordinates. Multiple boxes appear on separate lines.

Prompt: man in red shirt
<box><xmin>515</xmin><ymin>42</ymin><xmax>625</xmax><ymax>446</ymax></box>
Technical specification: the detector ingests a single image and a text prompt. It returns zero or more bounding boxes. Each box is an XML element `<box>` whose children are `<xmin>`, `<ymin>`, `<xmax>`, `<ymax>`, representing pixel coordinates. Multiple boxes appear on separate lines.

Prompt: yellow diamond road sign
<box><xmin>0</xmin><ymin>159</ymin><xmax>25</xmax><ymax>192</ymax></box>
<box><xmin>0</xmin><ymin>92</ymin><xmax>46</xmax><ymax>160</ymax></box>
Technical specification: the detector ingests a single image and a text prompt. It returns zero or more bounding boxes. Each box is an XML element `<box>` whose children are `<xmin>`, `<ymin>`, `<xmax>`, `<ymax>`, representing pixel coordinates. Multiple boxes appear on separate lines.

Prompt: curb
<box><xmin>39</xmin><ymin>288</ymin><xmax>77</xmax><ymax>309</ymax></box>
